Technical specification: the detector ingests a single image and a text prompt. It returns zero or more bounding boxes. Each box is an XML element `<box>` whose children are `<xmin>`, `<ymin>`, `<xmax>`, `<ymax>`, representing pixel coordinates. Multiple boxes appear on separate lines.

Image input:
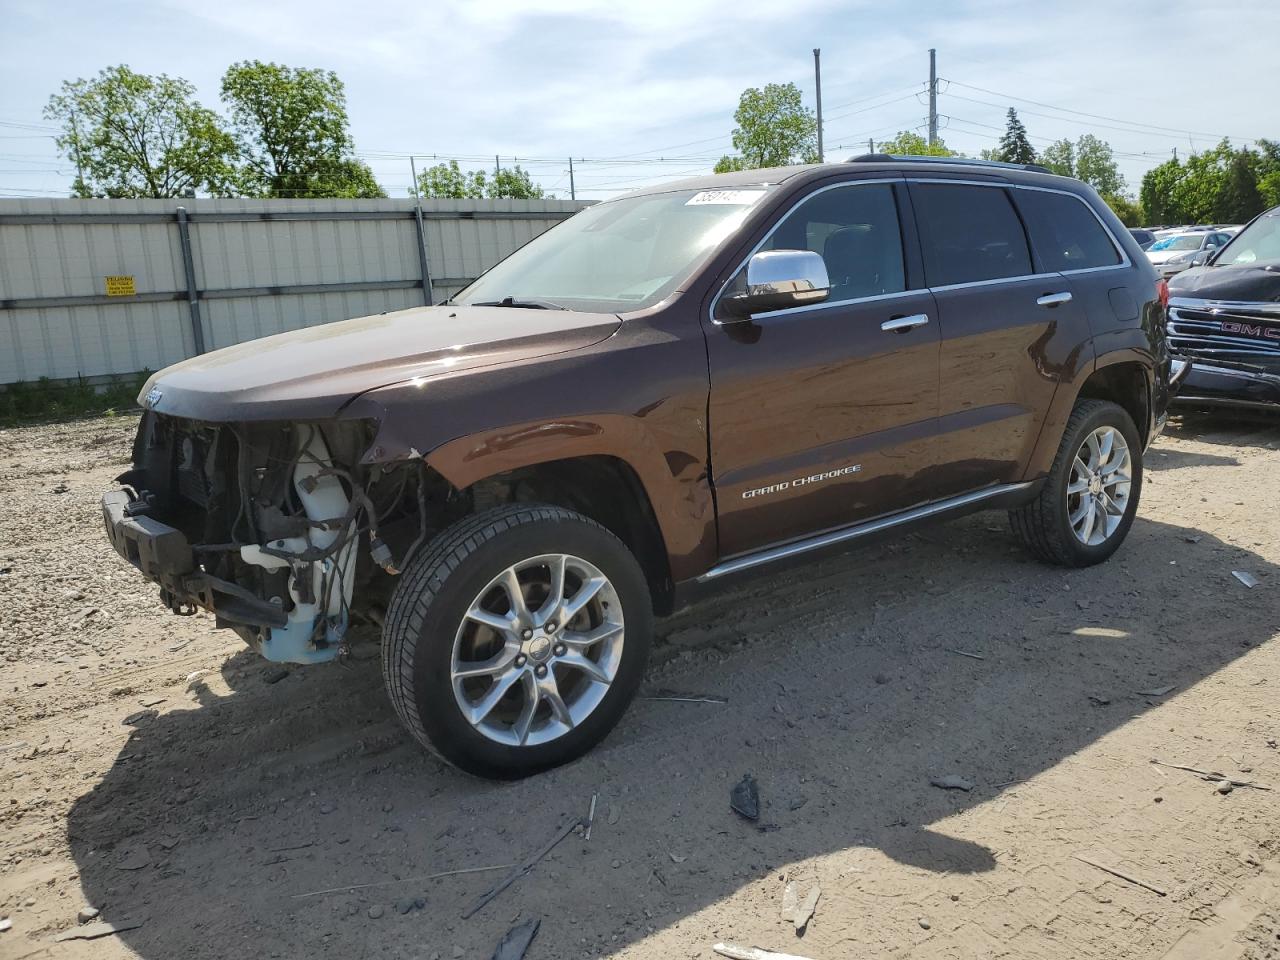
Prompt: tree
<box><xmin>1141</xmin><ymin>158</ymin><xmax>1186</xmax><ymax>224</ymax></box>
<box><xmin>1103</xmin><ymin>194</ymin><xmax>1143</xmax><ymax>227</ymax></box>
<box><xmin>44</xmin><ymin>65</ymin><xmax>237</xmax><ymax>198</ymax></box>
<box><xmin>220</xmin><ymin>61</ymin><xmax>382</xmax><ymax>198</ymax></box>
<box><xmin>1039</xmin><ymin>139</ymin><xmax>1075</xmax><ymax>177</ymax></box>
<box><xmin>416</xmin><ymin>159</ymin><xmax>485</xmax><ymax>198</ymax></box>
<box><xmin>1216</xmin><ymin>151</ymin><xmax>1263</xmax><ymax>223</ymax></box>
<box><xmin>878</xmin><ymin>130</ymin><xmax>955</xmax><ymax>157</ymax></box>
<box><xmin>489</xmin><ymin>165</ymin><xmax>546</xmax><ymax>199</ymax></box>
<box><xmin>1074</xmin><ymin>135</ymin><xmax>1125</xmax><ymax>197</ymax></box>
<box><xmin>715</xmin><ymin>82</ymin><xmax>818</xmax><ymax>171</ymax></box>
<box><xmin>995</xmin><ymin>108</ymin><xmax>1035</xmax><ymax>165</ymax></box>
<box><xmin>414</xmin><ymin>160</ymin><xmax>545</xmax><ymax>199</ymax></box>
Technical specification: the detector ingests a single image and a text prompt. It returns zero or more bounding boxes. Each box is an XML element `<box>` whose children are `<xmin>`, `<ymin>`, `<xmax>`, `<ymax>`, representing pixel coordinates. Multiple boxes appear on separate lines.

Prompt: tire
<box><xmin>1009</xmin><ymin>399</ymin><xmax>1143</xmax><ymax>567</ymax></box>
<box><xmin>382</xmin><ymin>503</ymin><xmax>652</xmax><ymax>779</ymax></box>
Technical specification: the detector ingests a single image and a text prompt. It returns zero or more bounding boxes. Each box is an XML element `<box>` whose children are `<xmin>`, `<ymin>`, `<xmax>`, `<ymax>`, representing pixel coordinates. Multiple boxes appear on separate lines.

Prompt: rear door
<box><xmin>704</xmin><ymin>178</ymin><xmax>940</xmax><ymax>558</ymax></box>
<box><xmin>907</xmin><ymin>179</ymin><xmax>1093</xmax><ymax>498</ymax></box>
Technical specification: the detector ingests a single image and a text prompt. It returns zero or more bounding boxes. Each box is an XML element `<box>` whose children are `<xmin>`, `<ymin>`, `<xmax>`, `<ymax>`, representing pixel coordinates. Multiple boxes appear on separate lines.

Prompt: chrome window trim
<box><xmin>709</xmin><ymin>177</ymin><xmax>914</xmax><ymax>325</ymax></box>
<box><xmin>709</xmin><ymin>175</ymin><xmax>1133</xmax><ymax>326</ymax></box>
<box><xmin>748</xmin><ymin>287</ymin><xmax>929</xmax><ymax>321</ymax></box>
<box><xmin>907</xmin><ymin>177</ymin><xmax>1131</xmax><ymax>271</ymax></box>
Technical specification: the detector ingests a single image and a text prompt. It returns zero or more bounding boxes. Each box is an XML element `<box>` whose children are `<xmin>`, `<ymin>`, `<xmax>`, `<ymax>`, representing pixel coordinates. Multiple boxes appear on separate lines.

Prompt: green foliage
<box><xmin>1039</xmin><ymin>139</ymin><xmax>1075</xmax><ymax>177</ymax></box>
<box><xmin>44</xmin><ymin>65</ymin><xmax>238</xmax><ymax>198</ymax></box>
<box><xmin>716</xmin><ymin>82</ymin><xmax>818</xmax><ymax>171</ymax></box>
<box><xmin>879</xmin><ymin>130</ymin><xmax>956</xmax><ymax>157</ymax></box>
<box><xmin>995</xmin><ymin>109</ymin><xmax>1036</xmax><ymax>165</ymax></box>
<box><xmin>1102</xmin><ymin>194</ymin><xmax>1143</xmax><ymax>227</ymax></box>
<box><xmin>220</xmin><ymin>61</ymin><xmax>383</xmax><ymax>198</ymax></box>
<box><xmin>0</xmin><ymin>371</ymin><xmax>150</xmax><ymax>426</ymax></box>
<box><xmin>1074</xmin><ymin>135</ymin><xmax>1125</xmax><ymax>197</ymax></box>
<box><xmin>414</xmin><ymin>160</ymin><xmax>546</xmax><ymax>199</ymax></box>
<box><xmin>1140</xmin><ymin>140</ymin><xmax>1272</xmax><ymax>225</ymax></box>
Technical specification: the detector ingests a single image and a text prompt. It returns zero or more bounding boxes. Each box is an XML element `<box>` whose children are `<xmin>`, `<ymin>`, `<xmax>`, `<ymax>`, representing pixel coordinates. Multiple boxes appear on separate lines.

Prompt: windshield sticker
<box><xmin>685</xmin><ymin>189</ymin><xmax>767</xmax><ymax>206</ymax></box>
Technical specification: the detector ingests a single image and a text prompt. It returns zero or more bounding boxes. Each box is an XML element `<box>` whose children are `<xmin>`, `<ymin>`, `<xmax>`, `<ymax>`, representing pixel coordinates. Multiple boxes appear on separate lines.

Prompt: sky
<box><xmin>2</xmin><ymin>0</ymin><xmax>1277</xmax><ymax>201</ymax></box>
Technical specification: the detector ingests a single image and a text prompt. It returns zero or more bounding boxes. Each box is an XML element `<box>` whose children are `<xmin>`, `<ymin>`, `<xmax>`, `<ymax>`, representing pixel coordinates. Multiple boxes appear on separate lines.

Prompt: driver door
<box><xmin>703</xmin><ymin>179</ymin><xmax>941</xmax><ymax>558</ymax></box>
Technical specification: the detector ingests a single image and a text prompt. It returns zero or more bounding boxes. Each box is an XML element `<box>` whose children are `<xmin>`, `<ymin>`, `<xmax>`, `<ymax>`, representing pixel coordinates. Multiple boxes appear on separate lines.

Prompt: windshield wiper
<box><xmin>471</xmin><ymin>296</ymin><xmax>567</xmax><ymax>311</ymax></box>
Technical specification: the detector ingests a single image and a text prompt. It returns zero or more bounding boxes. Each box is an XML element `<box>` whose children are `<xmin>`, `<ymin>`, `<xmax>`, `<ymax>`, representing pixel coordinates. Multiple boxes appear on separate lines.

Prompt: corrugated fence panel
<box><xmin>0</xmin><ymin>197</ymin><xmax>586</xmax><ymax>385</ymax></box>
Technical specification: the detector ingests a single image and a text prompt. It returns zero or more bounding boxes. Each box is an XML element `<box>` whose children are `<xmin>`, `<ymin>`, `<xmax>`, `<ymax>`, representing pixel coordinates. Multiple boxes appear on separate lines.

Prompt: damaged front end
<box><xmin>102</xmin><ymin>414</ymin><xmax>446</xmax><ymax>663</ymax></box>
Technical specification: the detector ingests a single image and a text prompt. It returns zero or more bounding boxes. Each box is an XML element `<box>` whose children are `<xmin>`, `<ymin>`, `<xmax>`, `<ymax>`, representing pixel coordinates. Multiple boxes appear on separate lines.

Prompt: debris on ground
<box><xmin>607</xmin><ymin>804</ymin><xmax>621</xmax><ymax>825</ymax></box>
<box><xmin>0</xmin><ymin>918</ymin><xmax>10</xmax><ymax>933</ymax></box>
<box><xmin>1136</xmin><ymin>685</ymin><xmax>1176</xmax><ymax>697</ymax></box>
<box><xmin>584</xmin><ymin>792</ymin><xmax>597</xmax><ymax>841</ymax></box>
<box><xmin>669</xmin><ymin>852</ymin><xmax>687</xmax><ymax>863</ymax></box>
<box><xmin>781</xmin><ymin>881</ymin><xmax>821</xmax><ymax>934</ymax></box>
<box><xmin>1232</xmin><ymin>570</ymin><xmax>1259</xmax><ymax>588</ymax></box>
<box><xmin>918</xmin><ymin>917</ymin><xmax>931</xmax><ymax>929</ymax></box>
<box><xmin>945</xmin><ymin>648</ymin><xmax>985</xmax><ymax>661</ymax></box>
<box><xmin>291</xmin><ymin>863</ymin><xmax>509</xmax><ymax>900</ymax></box>
<box><xmin>53</xmin><ymin>918</ymin><xmax>145</xmax><ymax>942</ymax></box>
<box><xmin>1088</xmin><ymin>695</ymin><xmax>1111</xmax><ymax>706</ymax></box>
<box><xmin>462</xmin><ymin>817</ymin><xmax>584</xmax><ymax>919</ymax></box>
<box><xmin>116</xmin><ymin>844</ymin><xmax>151</xmax><ymax>871</ymax></box>
<box><xmin>491</xmin><ymin>918</ymin><xmax>540</xmax><ymax>960</ymax></box>
<box><xmin>1217</xmin><ymin>779</ymin><xmax>1234</xmax><ymax>795</ymax></box>
<box><xmin>730</xmin><ymin>774</ymin><xmax>760</xmax><ymax>821</ymax></box>
<box><xmin>713</xmin><ymin>942</ymin><xmax>816</xmax><ymax>960</ymax></box>
<box><xmin>1073</xmin><ymin>855</ymin><xmax>1167</xmax><ymax>896</ymax></box>
<box><xmin>641</xmin><ymin>693</ymin><xmax>728</xmax><ymax>704</ymax></box>
<box><xmin>77</xmin><ymin>906</ymin><xmax>100</xmax><ymax>923</ymax></box>
<box><xmin>121</xmin><ymin>709</ymin><xmax>156</xmax><ymax>726</ymax></box>
<box><xmin>262</xmin><ymin>666</ymin><xmax>289</xmax><ymax>684</ymax></box>
<box><xmin>1150</xmin><ymin>759</ymin><xmax>1271</xmax><ymax>790</ymax></box>
<box><xmin>930</xmin><ymin>774</ymin><xmax>974</xmax><ymax>792</ymax></box>
<box><xmin>367</xmin><ymin>904</ymin><xmax>385</xmax><ymax>919</ymax></box>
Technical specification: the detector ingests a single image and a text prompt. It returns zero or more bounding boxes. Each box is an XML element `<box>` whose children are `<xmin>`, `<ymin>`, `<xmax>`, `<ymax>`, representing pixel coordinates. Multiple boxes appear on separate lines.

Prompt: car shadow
<box><xmin>65</xmin><ymin>512</ymin><xmax>1277</xmax><ymax>959</ymax></box>
<box><xmin>1165</xmin><ymin>409</ymin><xmax>1280</xmax><ymax>450</ymax></box>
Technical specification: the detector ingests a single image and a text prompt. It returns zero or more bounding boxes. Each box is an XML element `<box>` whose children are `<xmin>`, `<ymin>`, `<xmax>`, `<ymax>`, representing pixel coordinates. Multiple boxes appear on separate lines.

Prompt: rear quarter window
<box><xmin>1016</xmin><ymin>189</ymin><xmax>1122</xmax><ymax>272</ymax></box>
<box><xmin>911</xmin><ymin>183</ymin><xmax>1033</xmax><ymax>287</ymax></box>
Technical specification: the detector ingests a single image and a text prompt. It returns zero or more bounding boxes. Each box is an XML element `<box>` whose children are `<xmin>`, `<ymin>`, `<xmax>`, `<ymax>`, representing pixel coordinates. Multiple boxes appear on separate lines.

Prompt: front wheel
<box><xmin>382</xmin><ymin>504</ymin><xmax>652</xmax><ymax>779</ymax></box>
<box><xmin>1010</xmin><ymin>399</ymin><xmax>1143</xmax><ymax>566</ymax></box>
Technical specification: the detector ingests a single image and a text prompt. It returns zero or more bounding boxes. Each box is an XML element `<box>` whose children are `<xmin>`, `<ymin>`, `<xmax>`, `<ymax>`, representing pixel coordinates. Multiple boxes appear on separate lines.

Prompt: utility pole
<box><xmin>927</xmin><ymin>48</ymin><xmax>938</xmax><ymax>148</ymax></box>
<box><xmin>494</xmin><ymin>155</ymin><xmax>500</xmax><ymax>181</ymax></box>
<box><xmin>868</xmin><ymin>137</ymin><xmax>874</xmax><ymax>155</ymax></box>
<box><xmin>568</xmin><ymin>157</ymin><xmax>576</xmax><ymax>201</ymax></box>
<box><xmin>69</xmin><ymin>109</ymin><xmax>86</xmax><ymax>194</ymax></box>
<box><xmin>813</xmin><ymin>48</ymin><xmax>824</xmax><ymax>163</ymax></box>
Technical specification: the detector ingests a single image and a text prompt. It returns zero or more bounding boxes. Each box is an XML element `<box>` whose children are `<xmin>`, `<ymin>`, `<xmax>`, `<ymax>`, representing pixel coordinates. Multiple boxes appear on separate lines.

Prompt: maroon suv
<box><xmin>103</xmin><ymin>155</ymin><xmax>1181</xmax><ymax>778</ymax></box>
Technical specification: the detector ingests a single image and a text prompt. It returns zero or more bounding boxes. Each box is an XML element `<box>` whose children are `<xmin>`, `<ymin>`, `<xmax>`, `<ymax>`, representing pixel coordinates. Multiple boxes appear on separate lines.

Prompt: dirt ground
<box><xmin>2</xmin><ymin>410</ymin><xmax>1279</xmax><ymax>960</ymax></box>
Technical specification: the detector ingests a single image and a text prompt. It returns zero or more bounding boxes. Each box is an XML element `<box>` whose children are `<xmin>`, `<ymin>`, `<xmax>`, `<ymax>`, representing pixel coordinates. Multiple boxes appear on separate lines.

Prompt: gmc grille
<box><xmin>1168</xmin><ymin>299</ymin><xmax>1280</xmax><ymax>363</ymax></box>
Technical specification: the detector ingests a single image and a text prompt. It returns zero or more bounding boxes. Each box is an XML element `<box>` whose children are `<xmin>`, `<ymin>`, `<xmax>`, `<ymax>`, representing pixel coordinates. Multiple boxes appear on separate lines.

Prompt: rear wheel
<box><xmin>382</xmin><ymin>504</ymin><xmax>652</xmax><ymax>779</ymax></box>
<box><xmin>1010</xmin><ymin>399</ymin><xmax>1143</xmax><ymax>566</ymax></box>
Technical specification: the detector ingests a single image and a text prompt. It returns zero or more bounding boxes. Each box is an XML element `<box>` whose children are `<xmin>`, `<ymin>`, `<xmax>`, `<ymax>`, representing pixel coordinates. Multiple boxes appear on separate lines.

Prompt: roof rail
<box><xmin>847</xmin><ymin>153</ymin><xmax>1052</xmax><ymax>175</ymax></box>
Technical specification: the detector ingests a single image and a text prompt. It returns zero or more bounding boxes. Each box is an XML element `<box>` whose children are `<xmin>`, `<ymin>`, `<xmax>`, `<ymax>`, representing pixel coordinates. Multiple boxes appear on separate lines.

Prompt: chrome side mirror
<box><xmin>721</xmin><ymin>250</ymin><xmax>830</xmax><ymax>320</ymax></box>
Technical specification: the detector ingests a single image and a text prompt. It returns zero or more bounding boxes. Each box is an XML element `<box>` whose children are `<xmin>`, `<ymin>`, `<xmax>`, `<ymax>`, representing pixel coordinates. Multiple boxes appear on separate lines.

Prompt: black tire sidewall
<box><xmin>399</xmin><ymin>514</ymin><xmax>651</xmax><ymax>779</ymax></box>
<box><xmin>1051</xmin><ymin>402</ymin><xmax>1143</xmax><ymax>565</ymax></box>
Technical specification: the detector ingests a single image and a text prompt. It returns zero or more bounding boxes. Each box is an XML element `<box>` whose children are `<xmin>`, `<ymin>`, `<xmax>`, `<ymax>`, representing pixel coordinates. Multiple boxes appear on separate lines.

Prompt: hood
<box><xmin>1146</xmin><ymin>249</ymin><xmax>1195</xmax><ymax>265</ymax></box>
<box><xmin>1168</xmin><ymin>262</ymin><xmax>1280</xmax><ymax>303</ymax></box>
<box><xmin>141</xmin><ymin>305</ymin><xmax>622</xmax><ymax>421</ymax></box>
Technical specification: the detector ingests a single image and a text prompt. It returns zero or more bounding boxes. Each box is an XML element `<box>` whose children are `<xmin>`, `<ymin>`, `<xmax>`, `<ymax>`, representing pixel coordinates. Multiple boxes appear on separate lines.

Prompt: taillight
<box><xmin>1156</xmin><ymin>278</ymin><xmax>1169</xmax><ymax>309</ymax></box>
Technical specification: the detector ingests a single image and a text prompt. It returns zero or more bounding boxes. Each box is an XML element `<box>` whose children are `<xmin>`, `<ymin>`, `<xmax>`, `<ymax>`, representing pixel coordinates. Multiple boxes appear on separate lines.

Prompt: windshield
<box><xmin>1150</xmin><ymin>234</ymin><xmax>1203</xmax><ymax>252</ymax></box>
<box><xmin>454</xmin><ymin>187</ymin><xmax>769</xmax><ymax>312</ymax></box>
<box><xmin>1215</xmin><ymin>213</ymin><xmax>1280</xmax><ymax>266</ymax></box>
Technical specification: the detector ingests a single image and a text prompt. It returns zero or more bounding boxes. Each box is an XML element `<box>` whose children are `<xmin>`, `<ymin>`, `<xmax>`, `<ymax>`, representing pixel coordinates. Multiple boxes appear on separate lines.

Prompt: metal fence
<box><xmin>0</xmin><ymin>197</ymin><xmax>585</xmax><ymax>386</ymax></box>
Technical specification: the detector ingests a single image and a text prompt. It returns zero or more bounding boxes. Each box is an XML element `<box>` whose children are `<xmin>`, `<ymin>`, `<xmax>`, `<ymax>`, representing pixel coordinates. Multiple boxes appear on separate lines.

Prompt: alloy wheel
<box><xmin>1066</xmin><ymin>425</ymin><xmax>1132</xmax><ymax>547</ymax></box>
<box><xmin>451</xmin><ymin>554</ymin><xmax>625</xmax><ymax>747</ymax></box>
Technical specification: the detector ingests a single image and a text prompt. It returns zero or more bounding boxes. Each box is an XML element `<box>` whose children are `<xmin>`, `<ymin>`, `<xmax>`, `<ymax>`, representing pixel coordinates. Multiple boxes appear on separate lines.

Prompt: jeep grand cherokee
<box><xmin>103</xmin><ymin>155</ymin><xmax>1182</xmax><ymax>778</ymax></box>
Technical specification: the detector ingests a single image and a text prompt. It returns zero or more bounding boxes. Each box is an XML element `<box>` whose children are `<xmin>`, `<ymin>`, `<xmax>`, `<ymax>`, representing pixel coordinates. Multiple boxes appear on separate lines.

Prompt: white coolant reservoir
<box><xmin>240</xmin><ymin>429</ymin><xmax>357</xmax><ymax>663</ymax></box>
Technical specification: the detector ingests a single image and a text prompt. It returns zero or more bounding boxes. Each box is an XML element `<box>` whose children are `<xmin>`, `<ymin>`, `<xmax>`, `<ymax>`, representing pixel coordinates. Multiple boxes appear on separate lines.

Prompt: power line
<box><xmin>941</xmin><ymin>79</ymin><xmax>1265</xmax><ymax>144</ymax></box>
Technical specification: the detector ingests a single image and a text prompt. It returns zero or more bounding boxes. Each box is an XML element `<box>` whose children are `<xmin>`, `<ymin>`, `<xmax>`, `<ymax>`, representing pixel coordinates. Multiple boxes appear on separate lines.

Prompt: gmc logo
<box><xmin>1221</xmin><ymin>320</ymin><xmax>1280</xmax><ymax>340</ymax></box>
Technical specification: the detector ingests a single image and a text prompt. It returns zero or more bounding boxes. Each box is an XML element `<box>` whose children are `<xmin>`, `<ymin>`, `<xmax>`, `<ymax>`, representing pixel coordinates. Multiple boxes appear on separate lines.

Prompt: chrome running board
<box><xmin>698</xmin><ymin>481</ymin><xmax>1035</xmax><ymax>582</ymax></box>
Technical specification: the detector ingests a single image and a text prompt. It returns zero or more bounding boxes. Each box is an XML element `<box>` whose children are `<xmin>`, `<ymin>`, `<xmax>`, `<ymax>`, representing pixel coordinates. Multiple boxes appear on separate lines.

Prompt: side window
<box><xmin>1015</xmin><ymin>189</ymin><xmax>1122</xmax><ymax>272</ymax></box>
<box><xmin>912</xmin><ymin>183</ymin><xmax>1033</xmax><ymax>286</ymax></box>
<box><xmin>760</xmin><ymin>182</ymin><xmax>906</xmax><ymax>302</ymax></box>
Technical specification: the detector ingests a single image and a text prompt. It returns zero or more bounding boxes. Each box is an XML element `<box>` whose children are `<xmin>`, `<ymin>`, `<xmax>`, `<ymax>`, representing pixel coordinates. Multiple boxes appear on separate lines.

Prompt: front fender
<box><xmin>342</xmin><ymin>317</ymin><xmax>716</xmax><ymax>582</ymax></box>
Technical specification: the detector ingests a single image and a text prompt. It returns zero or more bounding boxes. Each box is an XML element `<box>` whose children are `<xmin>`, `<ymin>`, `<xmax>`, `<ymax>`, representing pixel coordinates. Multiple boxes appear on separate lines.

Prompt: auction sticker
<box><xmin>685</xmin><ymin>189</ymin><xmax>766</xmax><ymax>206</ymax></box>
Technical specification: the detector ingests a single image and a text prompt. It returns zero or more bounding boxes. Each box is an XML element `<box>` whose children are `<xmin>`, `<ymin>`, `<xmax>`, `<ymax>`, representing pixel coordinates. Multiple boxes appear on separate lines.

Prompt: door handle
<box><xmin>881</xmin><ymin>313</ymin><xmax>930</xmax><ymax>333</ymax></box>
<box><xmin>1036</xmin><ymin>291</ymin><xmax>1073</xmax><ymax>308</ymax></box>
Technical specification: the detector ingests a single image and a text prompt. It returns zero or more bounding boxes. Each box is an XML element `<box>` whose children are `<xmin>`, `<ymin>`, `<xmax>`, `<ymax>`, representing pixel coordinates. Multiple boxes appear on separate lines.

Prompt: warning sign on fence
<box><xmin>104</xmin><ymin>275</ymin><xmax>136</xmax><ymax>297</ymax></box>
